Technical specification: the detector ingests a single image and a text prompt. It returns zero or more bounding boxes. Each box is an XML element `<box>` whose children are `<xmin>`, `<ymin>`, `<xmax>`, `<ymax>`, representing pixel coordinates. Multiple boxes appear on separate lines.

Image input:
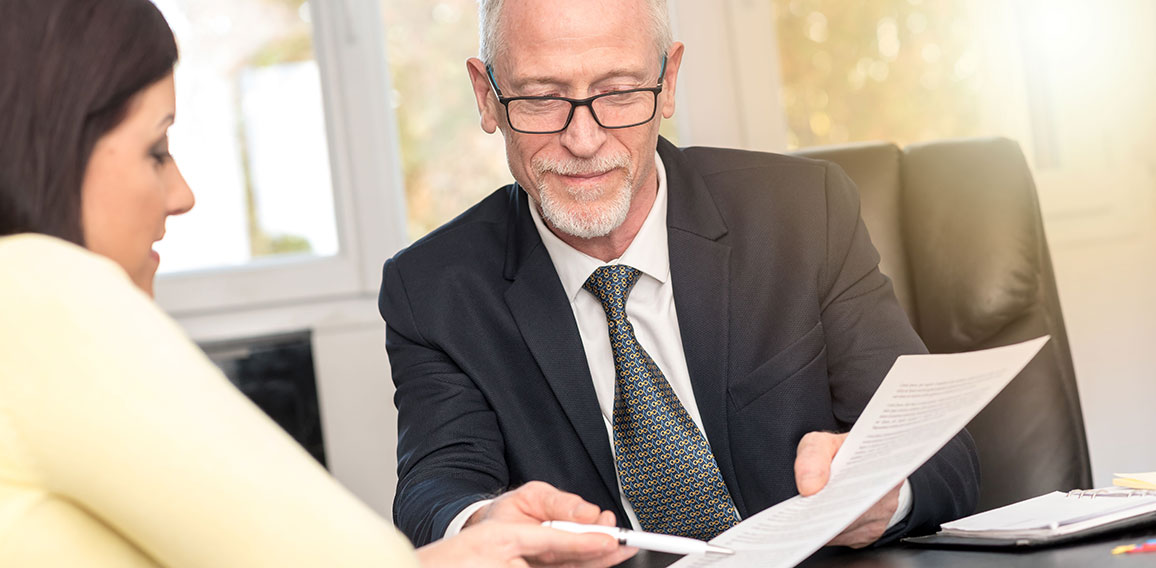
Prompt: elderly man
<box><xmin>379</xmin><ymin>0</ymin><xmax>980</xmax><ymax>554</ymax></box>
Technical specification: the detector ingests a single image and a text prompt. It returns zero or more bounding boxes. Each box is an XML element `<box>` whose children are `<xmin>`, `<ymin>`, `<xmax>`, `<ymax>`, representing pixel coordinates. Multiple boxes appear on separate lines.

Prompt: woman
<box><xmin>0</xmin><ymin>1</ymin><xmax>634</xmax><ymax>566</ymax></box>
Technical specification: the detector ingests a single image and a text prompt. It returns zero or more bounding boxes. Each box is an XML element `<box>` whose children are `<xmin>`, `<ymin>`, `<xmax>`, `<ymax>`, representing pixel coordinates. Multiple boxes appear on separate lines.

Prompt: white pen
<box><xmin>542</xmin><ymin>521</ymin><xmax>734</xmax><ymax>556</ymax></box>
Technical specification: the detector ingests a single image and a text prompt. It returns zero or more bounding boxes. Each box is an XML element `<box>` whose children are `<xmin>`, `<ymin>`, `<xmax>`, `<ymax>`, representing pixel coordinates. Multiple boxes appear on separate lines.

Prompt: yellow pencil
<box><xmin>1112</xmin><ymin>544</ymin><xmax>1137</xmax><ymax>555</ymax></box>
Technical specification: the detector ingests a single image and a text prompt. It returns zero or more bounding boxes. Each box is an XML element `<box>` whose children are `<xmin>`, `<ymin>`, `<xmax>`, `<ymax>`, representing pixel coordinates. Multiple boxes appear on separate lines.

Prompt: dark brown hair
<box><xmin>0</xmin><ymin>0</ymin><xmax>178</xmax><ymax>244</ymax></box>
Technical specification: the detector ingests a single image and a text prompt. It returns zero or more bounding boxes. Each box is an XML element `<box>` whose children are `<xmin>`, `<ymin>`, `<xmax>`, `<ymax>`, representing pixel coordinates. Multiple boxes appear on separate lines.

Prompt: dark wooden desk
<box><xmin>619</xmin><ymin>526</ymin><xmax>1156</xmax><ymax>567</ymax></box>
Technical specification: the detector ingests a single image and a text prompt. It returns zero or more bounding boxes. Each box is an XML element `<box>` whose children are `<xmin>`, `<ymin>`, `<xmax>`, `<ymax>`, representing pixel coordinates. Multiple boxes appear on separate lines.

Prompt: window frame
<box><xmin>668</xmin><ymin>0</ymin><xmax>789</xmax><ymax>152</ymax></box>
<box><xmin>154</xmin><ymin>0</ymin><xmax>408</xmax><ymax>317</ymax></box>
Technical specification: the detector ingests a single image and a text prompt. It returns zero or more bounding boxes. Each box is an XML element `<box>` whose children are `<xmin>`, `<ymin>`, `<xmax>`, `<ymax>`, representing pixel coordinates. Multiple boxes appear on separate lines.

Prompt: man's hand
<box><xmin>466</xmin><ymin>481</ymin><xmax>619</xmax><ymax>528</ymax></box>
<box><xmin>416</xmin><ymin>521</ymin><xmax>637</xmax><ymax>568</ymax></box>
<box><xmin>794</xmin><ymin>431</ymin><xmax>901</xmax><ymax>548</ymax></box>
<box><xmin>460</xmin><ymin>481</ymin><xmax>625</xmax><ymax>566</ymax></box>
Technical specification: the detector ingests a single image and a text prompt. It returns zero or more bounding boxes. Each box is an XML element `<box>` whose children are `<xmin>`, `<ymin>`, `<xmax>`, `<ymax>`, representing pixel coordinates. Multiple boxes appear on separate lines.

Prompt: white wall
<box><xmin>668</xmin><ymin>0</ymin><xmax>788</xmax><ymax>152</ymax></box>
<box><xmin>1058</xmin><ymin>230</ymin><xmax>1156</xmax><ymax>486</ymax></box>
<box><xmin>1028</xmin><ymin>0</ymin><xmax>1156</xmax><ymax>486</ymax></box>
<box><xmin>1047</xmin><ymin>194</ymin><xmax>1156</xmax><ymax>487</ymax></box>
<box><xmin>312</xmin><ymin>322</ymin><xmax>399</xmax><ymax>520</ymax></box>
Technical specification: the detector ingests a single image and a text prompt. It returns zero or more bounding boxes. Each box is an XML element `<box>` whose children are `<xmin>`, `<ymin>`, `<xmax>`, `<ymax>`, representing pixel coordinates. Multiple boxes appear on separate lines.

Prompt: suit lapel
<box><xmin>502</xmin><ymin>188</ymin><xmax>622</xmax><ymax>509</ymax></box>
<box><xmin>660</xmin><ymin>139</ymin><xmax>747</xmax><ymax>517</ymax></box>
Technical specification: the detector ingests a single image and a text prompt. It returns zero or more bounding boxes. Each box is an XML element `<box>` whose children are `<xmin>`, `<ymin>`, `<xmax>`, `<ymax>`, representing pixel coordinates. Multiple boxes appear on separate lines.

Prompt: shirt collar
<box><xmin>528</xmin><ymin>151</ymin><xmax>671</xmax><ymax>303</ymax></box>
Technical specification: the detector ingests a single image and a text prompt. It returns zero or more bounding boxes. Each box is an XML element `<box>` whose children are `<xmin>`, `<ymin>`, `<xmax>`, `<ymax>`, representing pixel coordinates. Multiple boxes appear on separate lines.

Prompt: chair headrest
<box><xmin>902</xmin><ymin>137</ymin><xmax>1043</xmax><ymax>349</ymax></box>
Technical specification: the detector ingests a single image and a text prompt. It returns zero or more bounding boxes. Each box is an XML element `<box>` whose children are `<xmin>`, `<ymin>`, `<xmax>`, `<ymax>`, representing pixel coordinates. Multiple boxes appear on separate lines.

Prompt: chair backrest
<box><xmin>795</xmin><ymin>137</ymin><xmax>1093</xmax><ymax>512</ymax></box>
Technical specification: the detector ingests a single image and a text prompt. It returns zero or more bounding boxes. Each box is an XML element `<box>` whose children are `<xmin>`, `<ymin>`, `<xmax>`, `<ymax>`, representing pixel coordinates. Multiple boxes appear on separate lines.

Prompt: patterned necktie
<box><xmin>583</xmin><ymin>265</ymin><xmax>738</xmax><ymax>540</ymax></box>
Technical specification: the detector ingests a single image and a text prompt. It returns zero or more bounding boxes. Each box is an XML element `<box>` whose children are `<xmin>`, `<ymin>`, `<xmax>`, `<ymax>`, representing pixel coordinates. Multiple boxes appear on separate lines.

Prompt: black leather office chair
<box><xmin>794</xmin><ymin>137</ymin><xmax>1092</xmax><ymax>513</ymax></box>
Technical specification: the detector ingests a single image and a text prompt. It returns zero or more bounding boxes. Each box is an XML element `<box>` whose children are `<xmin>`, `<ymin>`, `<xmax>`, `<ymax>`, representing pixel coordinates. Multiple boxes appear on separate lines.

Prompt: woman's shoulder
<box><xmin>0</xmin><ymin>233</ymin><xmax>143</xmax><ymax>344</ymax></box>
<box><xmin>1</xmin><ymin>232</ymin><xmax>107</xmax><ymax>265</ymax></box>
<box><xmin>0</xmin><ymin>233</ymin><xmax>130</xmax><ymax>293</ymax></box>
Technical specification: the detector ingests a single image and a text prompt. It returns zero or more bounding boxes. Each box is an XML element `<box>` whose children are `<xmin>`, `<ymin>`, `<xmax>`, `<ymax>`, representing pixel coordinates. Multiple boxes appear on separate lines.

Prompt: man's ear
<box><xmin>467</xmin><ymin>57</ymin><xmax>501</xmax><ymax>134</ymax></box>
<box><xmin>660</xmin><ymin>42</ymin><xmax>685</xmax><ymax>120</ymax></box>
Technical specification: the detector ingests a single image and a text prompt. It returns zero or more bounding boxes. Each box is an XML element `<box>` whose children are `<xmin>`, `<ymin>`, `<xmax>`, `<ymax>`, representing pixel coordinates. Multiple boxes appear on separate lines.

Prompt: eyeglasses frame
<box><xmin>484</xmin><ymin>55</ymin><xmax>668</xmax><ymax>135</ymax></box>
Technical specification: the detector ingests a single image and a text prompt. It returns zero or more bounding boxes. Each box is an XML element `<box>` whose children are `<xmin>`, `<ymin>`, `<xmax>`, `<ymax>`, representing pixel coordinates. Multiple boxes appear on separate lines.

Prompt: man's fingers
<box><xmin>512</xmin><ymin>525</ymin><xmax>618</xmax><ymax>562</ymax></box>
<box><xmin>826</xmin><ymin>483</ymin><xmax>900</xmax><ymax>548</ymax></box>
<box><xmin>595</xmin><ymin>509</ymin><xmax>617</xmax><ymax>527</ymax></box>
<box><xmin>540</xmin><ymin>486</ymin><xmax>602</xmax><ymax>523</ymax></box>
<box><xmin>794</xmin><ymin>432</ymin><xmax>846</xmax><ymax>496</ymax></box>
<box><xmin>827</xmin><ymin>519</ymin><xmax>886</xmax><ymax>548</ymax></box>
<box><xmin>505</xmin><ymin>481</ymin><xmax>603</xmax><ymax>524</ymax></box>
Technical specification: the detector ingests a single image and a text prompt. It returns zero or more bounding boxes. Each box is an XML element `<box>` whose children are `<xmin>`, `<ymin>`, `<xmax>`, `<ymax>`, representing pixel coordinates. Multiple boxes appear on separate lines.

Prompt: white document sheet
<box><xmin>672</xmin><ymin>336</ymin><xmax>1050</xmax><ymax>568</ymax></box>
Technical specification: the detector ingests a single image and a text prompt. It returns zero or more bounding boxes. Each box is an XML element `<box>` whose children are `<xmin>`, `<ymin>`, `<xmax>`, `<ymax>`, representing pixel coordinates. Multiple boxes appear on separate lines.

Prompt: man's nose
<box><xmin>558</xmin><ymin>104</ymin><xmax>607</xmax><ymax>158</ymax></box>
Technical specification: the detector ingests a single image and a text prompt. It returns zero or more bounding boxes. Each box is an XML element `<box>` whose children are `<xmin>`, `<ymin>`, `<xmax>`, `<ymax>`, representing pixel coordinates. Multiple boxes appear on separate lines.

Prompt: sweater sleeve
<box><xmin>0</xmin><ymin>234</ymin><xmax>418</xmax><ymax>567</ymax></box>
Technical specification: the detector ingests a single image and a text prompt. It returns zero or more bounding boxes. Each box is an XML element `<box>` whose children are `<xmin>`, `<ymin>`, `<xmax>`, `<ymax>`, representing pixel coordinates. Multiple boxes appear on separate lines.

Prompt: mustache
<box><xmin>532</xmin><ymin>154</ymin><xmax>631</xmax><ymax>177</ymax></box>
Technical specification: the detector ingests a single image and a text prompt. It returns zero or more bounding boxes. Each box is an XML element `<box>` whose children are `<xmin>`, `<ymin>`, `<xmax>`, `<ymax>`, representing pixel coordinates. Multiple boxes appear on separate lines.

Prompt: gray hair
<box><xmin>477</xmin><ymin>0</ymin><xmax>673</xmax><ymax>66</ymax></box>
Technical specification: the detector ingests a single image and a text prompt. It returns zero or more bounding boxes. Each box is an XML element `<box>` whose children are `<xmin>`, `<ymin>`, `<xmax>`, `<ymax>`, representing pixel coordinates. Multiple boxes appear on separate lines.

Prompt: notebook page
<box><xmin>942</xmin><ymin>492</ymin><xmax>1156</xmax><ymax>532</ymax></box>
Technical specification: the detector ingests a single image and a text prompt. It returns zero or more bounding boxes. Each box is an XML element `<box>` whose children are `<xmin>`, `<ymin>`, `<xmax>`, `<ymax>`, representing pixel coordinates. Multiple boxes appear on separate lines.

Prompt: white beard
<box><xmin>531</xmin><ymin>154</ymin><xmax>634</xmax><ymax>239</ymax></box>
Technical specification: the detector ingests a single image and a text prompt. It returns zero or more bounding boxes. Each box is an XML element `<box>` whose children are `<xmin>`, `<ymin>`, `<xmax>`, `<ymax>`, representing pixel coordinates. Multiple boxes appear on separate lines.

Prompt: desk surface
<box><xmin>619</xmin><ymin>526</ymin><xmax>1156</xmax><ymax>567</ymax></box>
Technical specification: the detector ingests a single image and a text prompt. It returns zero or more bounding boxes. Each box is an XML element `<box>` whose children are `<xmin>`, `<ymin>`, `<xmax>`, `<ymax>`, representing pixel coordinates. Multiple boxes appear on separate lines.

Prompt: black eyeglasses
<box><xmin>485</xmin><ymin>56</ymin><xmax>667</xmax><ymax>135</ymax></box>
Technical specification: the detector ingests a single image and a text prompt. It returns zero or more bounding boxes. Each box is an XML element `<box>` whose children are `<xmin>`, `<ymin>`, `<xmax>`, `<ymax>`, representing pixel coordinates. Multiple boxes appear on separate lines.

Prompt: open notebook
<box><xmin>905</xmin><ymin>489</ymin><xmax>1156</xmax><ymax>547</ymax></box>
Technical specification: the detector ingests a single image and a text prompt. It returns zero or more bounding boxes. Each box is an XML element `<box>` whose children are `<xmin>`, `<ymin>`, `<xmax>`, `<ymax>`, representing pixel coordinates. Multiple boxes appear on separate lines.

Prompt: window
<box><xmin>153</xmin><ymin>0</ymin><xmax>339</xmax><ymax>273</ymax></box>
<box><xmin>379</xmin><ymin>0</ymin><xmax>509</xmax><ymax>242</ymax></box>
<box><xmin>770</xmin><ymin>0</ymin><xmax>1156</xmax><ymax>240</ymax></box>
<box><xmin>772</xmin><ymin>0</ymin><xmax>1025</xmax><ymax>150</ymax></box>
<box><xmin>151</xmin><ymin>0</ymin><xmax>407</xmax><ymax>315</ymax></box>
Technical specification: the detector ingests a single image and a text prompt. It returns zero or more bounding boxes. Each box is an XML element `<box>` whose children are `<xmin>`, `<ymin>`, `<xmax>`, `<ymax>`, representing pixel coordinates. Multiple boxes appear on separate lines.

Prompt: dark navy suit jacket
<box><xmin>379</xmin><ymin>137</ymin><xmax>980</xmax><ymax>546</ymax></box>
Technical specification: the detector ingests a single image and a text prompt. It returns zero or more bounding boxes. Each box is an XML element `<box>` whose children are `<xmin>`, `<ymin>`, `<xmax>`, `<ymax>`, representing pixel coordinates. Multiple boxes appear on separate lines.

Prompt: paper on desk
<box><xmin>940</xmin><ymin>491</ymin><xmax>1156</xmax><ymax>534</ymax></box>
<box><xmin>672</xmin><ymin>336</ymin><xmax>1050</xmax><ymax>568</ymax></box>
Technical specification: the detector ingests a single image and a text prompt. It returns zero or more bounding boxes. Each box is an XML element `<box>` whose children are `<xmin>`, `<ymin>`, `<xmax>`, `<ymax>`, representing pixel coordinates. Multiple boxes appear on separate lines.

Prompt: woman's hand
<box><xmin>416</xmin><ymin>520</ymin><xmax>637</xmax><ymax>568</ymax></box>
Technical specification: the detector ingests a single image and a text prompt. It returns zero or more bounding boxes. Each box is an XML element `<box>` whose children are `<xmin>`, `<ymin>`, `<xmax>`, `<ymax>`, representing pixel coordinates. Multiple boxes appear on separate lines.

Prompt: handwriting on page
<box><xmin>672</xmin><ymin>337</ymin><xmax>1050</xmax><ymax>568</ymax></box>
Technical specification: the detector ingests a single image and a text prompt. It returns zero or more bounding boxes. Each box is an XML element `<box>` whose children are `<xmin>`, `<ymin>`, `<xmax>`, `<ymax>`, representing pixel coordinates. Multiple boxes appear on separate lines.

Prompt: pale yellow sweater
<box><xmin>0</xmin><ymin>234</ymin><xmax>418</xmax><ymax>567</ymax></box>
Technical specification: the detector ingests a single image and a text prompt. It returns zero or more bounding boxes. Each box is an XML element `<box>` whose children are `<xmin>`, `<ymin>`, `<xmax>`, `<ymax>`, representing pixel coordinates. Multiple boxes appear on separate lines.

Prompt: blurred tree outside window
<box><xmin>380</xmin><ymin>1</ymin><xmax>508</xmax><ymax>242</ymax></box>
<box><xmin>772</xmin><ymin>0</ymin><xmax>1024</xmax><ymax>150</ymax></box>
<box><xmin>771</xmin><ymin>0</ymin><xmax>1156</xmax><ymax>238</ymax></box>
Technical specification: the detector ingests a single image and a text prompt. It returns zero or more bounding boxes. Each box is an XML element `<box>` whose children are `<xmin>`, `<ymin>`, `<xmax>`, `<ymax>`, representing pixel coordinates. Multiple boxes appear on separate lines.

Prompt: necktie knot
<box><xmin>583</xmin><ymin>265</ymin><xmax>642</xmax><ymax>318</ymax></box>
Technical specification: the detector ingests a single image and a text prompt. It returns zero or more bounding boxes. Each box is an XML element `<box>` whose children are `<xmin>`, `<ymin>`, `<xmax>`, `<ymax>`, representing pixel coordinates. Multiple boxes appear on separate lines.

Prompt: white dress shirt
<box><xmin>446</xmin><ymin>153</ymin><xmax>911</xmax><ymax>536</ymax></box>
